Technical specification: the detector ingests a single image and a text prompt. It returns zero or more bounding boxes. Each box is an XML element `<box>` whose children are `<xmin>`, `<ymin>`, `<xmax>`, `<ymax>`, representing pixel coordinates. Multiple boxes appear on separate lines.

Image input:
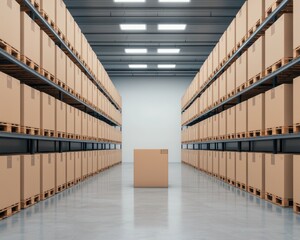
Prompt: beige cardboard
<box><xmin>213</xmin><ymin>114</ymin><xmax>219</xmax><ymax>138</ymax></box>
<box><xmin>55</xmin><ymin>0</ymin><xmax>66</xmax><ymax>34</ymax></box>
<box><xmin>247</xmin><ymin>93</ymin><xmax>265</xmax><ymax>131</ymax></box>
<box><xmin>74</xmin><ymin>66</ymin><xmax>82</xmax><ymax>95</ymax></box>
<box><xmin>226</xmin><ymin>19</ymin><xmax>236</xmax><ymax>54</ymax></box>
<box><xmin>248</xmin><ymin>0</ymin><xmax>265</xmax><ymax>31</ymax></box>
<box><xmin>92</xmin><ymin>151</ymin><xmax>98</xmax><ymax>173</ymax></box>
<box><xmin>219</xmin><ymin>151</ymin><xmax>227</xmax><ymax>178</ymax></box>
<box><xmin>265</xmin><ymin>154</ymin><xmax>293</xmax><ymax>199</ymax></box>
<box><xmin>82</xmin><ymin>151</ymin><xmax>88</xmax><ymax>177</ymax></box>
<box><xmin>226</xmin><ymin>63</ymin><xmax>236</xmax><ymax>95</ymax></box>
<box><xmin>212</xmin><ymin>151</ymin><xmax>219</xmax><ymax>176</ymax></box>
<box><xmin>134</xmin><ymin>149</ymin><xmax>168</xmax><ymax>188</ymax></box>
<box><xmin>74</xmin><ymin>22</ymin><xmax>82</xmax><ymax>55</ymax></box>
<box><xmin>40</xmin><ymin>0</ymin><xmax>55</xmax><ymax>22</ymax></box>
<box><xmin>82</xmin><ymin>112</ymin><xmax>88</xmax><ymax>137</ymax></box>
<box><xmin>40</xmin><ymin>153</ymin><xmax>55</xmax><ymax>193</ymax></box>
<box><xmin>219</xmin><ymin>111</ymin><xmax>227</xmax><ymax>136</ymax></box>
<box><xmin>66</xmin><ymin>104</ymin><xmax>75</xmax><ymax>135</ymax></box>
<box><xmin>87</xmin><ymin>80</ymin><xmax>93</xmax><ymax>104</ymax></box>
<box><xmin>40</xmin><ymin>31</ymin><xmax>55</xmax><ymax>75</ymax></box>
<box><xmin>55</xmin><ymin>46</ymin><xmax>66</xmax><ymax>84</ymax></box>
<box><xmin>21</xmin><ymin>155</ymin><xmax>40</xmax><ymax>200</ymax></box>
<box><xmin>74</xmin><ymin>109</ymin><xmax>82</xmax><ymax>135</ymax></box>
<box><xmin>247</xmin><ymin>36</ymin><xmax>265</xmax><ymax>80</ymax></box>
<box><xmin>236</xmin><ymin>102</ymin><xmax>248</xmax><ymax>133</ymax></box>
<box><xmin>294</xmin><ymin>155</ymin><xmax>300</xmax><ymax>204</ymax></box>
<box><xmin>212</xmin><ymin>43</ymin><xmax>219</xmax><ymax>73</ymax></box>
<box><xmin>40</xmin><ymin>93</ymin><xmax>55</xmax><ymax>131</ymax></box>
<box><xmin>265</xmin><ymin>14</ymin><xmax>293</xmax><ymax>68</ymax></box>
<box><xmin>66</xmin><ymin>10</ymin><xmax>75</xmax><ymax>47</ymax></box>
<box><xmin>74</xmin><ymin>151</ymin><xmax>82</xmax><ymax>180</ymax></box>
<box><xmin>55</xmin><ymin>99</ymin><xmax>66</xmax><ymax>133</ymax></box>
<box><xmin>202</xmin><ymin>150</ymin><xmax>208</xmax><ymax>172</ymax></box>
<box><xmin>81</xmin><ymin>35</ymin><xmax>88</xmax><ymax>64</ymax></box>
<box><xmin>219</xmin><ymin>31</ymin><xmax>227</xmax><ymax>64</ymax></box>
<box><xmin>207</xmin><ymin>117</ymin><xmax>213</xmax><ymax>139</ymax></box>
<box><xmin>212</xmin><ymin>78</ymin><xmax>219</xmax><ymax>105</ymax></box>
<box><xmin>207</xmin><ymin>151</ymin><xmax>213</xmax><ymax>174</ymax></box>
<box><xmin>87</xmin><ymin>151</ymin><xmax>93</xmax><ymax>175</ymax></box>
<box><xmin>97</xmin><ymin>151</ymin><xmax>103</xmax><ymax>172</ymax></box>
<box><xmin>0</xmin><ymin>0</ymin><xmax>20</xmax><ymax>51</ymax></box>
<box><xmin>236</xmin><ymin>51</ymin><xmax>247</xmax><ymax>88</ymax></box>
<box><xmin>0</xmin><ymin>72</ymin><xmax>20</xmax><ymax>124</ymax></box>
<box><xmin>294</xmin><ymin>0</ymin><xmax>300</xmax><ymax>49</ymax></box>
<box><xmin>55</xmin><ymin>153</ymin><xmax>66</xmax><ymax>188</ymax></box>
<box><xmin>235</xmin><ymin>152</ymin><xmax>248</xmax><ymax>186</ymax></box>
<box><xmin>0</xmin><ymin>156</ymin><xmax>20</xmax><ymax>210</ymax></box>
<box><xmin>66</xmin><ymin>57</ymin><xmax>75</xmax><ymax>90</ymax></box>
<box><xmin>66</xmin><ymin>152</ymin><xmax>75</xmax><ymax>183</ymax></box>
<box><xmin>293</xmin><ymin>77</ymin><xmax>300</xmax><ymax>125</ymax></box>
<box><xmin>226</xmin><ymin>152</ymin><xmax>236</xmax><ymax>182</ymax></box>
<box><xmin>219</xmin><ymin>72</ymin><xmax>227</xmax><ymax>100</ymax></box>
<box><xmin>87</xmin><ymin>115</ymin><xmax>93</xmax><ymax>138</ymax></box>
<box><xmin>21</xmin><ymin>84</ymin><xmax>40</xmax><ymax>128</ymax></box>
<box><xmin>265</xmin><ymin>84</ymin><xmax>293</xmax><ymax>129</ymax></box>
<box><xmin>236</xmin><ymin>1</ymin><xmax>248</xmax><ymax>44</ymax></box>
<box><xmin>81</xmin><ymin>75</ymin><xmax>88</xmax><ymax>100</ymax></box>
<box><xmin>226</xmin><ymin>107</ymin><xmax>236</xmax><ymax>135</ymax></box>
<box><xmin>247</xmin><ymin>152</ymin><xmax>265</xmax><ymax>193</ymax></box>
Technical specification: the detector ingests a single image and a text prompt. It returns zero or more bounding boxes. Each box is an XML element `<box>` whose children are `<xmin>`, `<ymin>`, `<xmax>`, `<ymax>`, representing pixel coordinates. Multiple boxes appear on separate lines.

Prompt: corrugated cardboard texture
<box><xmin>55</xmin><ymin>153</ymin><xmax>66</xmax><ymax>187</ymax></box>
<box><xmin>75</xmin><ymin>151</ymin><xmax>82</xmax><ymax>179</ymax></box>
<box><xmin>40</xmin><ymin>93</ymin><xmax>55</xmax><ymax>131</ymax></box>
<box><xmin>219</xmin><ymin>151</ymin><xmax>227</xmax><ymax>177</ymax></box>
<box><xmin>66</xmin><ymin>152</ymin><xmax>75</xmax><ymax>182</ymax></box>
<box><xmin>226</xmin><ymin>63</ymin><xmax>236</xmax><ymax>94</ymax></box>
<box><xmin>265</xmin><ymin>14</ymin><xmax>293</xmax><ymax>68</ymax></box>
<box><xmin>236</xmin><ymin>51</ymin><xmax>248</xmax><ymax>88</ymax></box>
<box><xmin>265</xmin><ymin>154</ymin><xmax>293</xmax><ymax>198</ymax></box>
<box><xmin>40</xmin><ymin>153</ymin><xmax>55</xmax><ymax>193</ymax></box>
<box><xmin>236</xmin><ymin>1</ymin><xmax>248</xmax><ymax>43</ymax></box>
<box><xmin>21</xmin><ymin>155</ymin><xmax>40</xmax><ymax>200</ymax></box>
<box><xmin>0</xmin><ymin>155</ymin><xmax>20</xmax><ymax>210</ymax></box>
<box><xmin>247</xmin><ymin>93</ymin><xmax>265</xmax><ymax>131</ymax></box>
<box><xmin>293</xmin><ymin>77</ymin><xmax>300</xmax><ymax>124</ymax></box>
<box><xmin>226</xmin><ymin>18</ymin><xmax>236</xmax><ymax>53</ymax></box>
<box><xmin>41</xmin><ymin>31</ymin><xmax>55</xmax><ymax>75</ymax></box>
<box><xmin>0</xmin><ymin>0</ymin><xmax>20</xmax><ymax>51</ymax></box>
<box><xmin>294</xmin><ymin>155</ymin><xmax>300</xmax><ymax>204</ymax></box>
<box><xmin>236</xmin><ymin>102</ymin><xmax>248</xmax><ymax>133</ymax></box>
<box><xmin>55</xmin><ymin>99</ymin><xmax>66</xmax><ymax>132</ymax></box>
<box><xmin>247</xmin><ymin>152</ymin><xmax>265</xmax><ymax>192</ymax></box>
<box><xmin>235</xmin><ymin>152</ymin><xmax>248</xmax><ymax>186</ymax></box>
<box><xmin>265</xmin><ymin>84</ymin><xmax>293</xmax><ymax>128</ymax></box>
<box><xmin>0</xmin><ymin>72</ymin><xmax>20</xmax><ymax>124</ymax></box>
<box><xmin>247</xmin><ymin>36</ymin><xmax>265</xmax><ymax>80</ymax></box>
<box><xmin>134</xmin><ymin>149</ymin><xmax>168</xmax><ymax>188</ymax></box>
<box><xmin>248</xmin><ymin>0</ymin><xmax>265</xmax><ymax>31</ymax></box>
<box><xmin>226</xmin><ymin>152</ymin><xmax>236</xmax><ymax>181</ymax></box>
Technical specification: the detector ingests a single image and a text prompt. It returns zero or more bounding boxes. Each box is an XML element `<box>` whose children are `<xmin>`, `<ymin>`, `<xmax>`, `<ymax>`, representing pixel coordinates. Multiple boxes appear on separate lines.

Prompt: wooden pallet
<box><xmin>236</xmin><ymin>132</ymin><xmax>247</xmax><ymax>139</ymax></box>
<box><xmin>294</xmin><ymin>123</ymin><xmax>300</xmax><ymax>133</ymax></box>
<box><xmin>0</xmin><ymin>39</ymin><xmax>20</xmax><ymax>60</ymax></box>
<box><xmin>66</xmin><ymin>85</ymin><xmax>75</xmax><ymax>95</ymax></box>
<box><xmin>41</xmin><ymin>129</ymin><xmax>55</xmax><ymax>137</ymax></box>
<box><xmin>226</xmin><ymin>133</ymin><xmax>236</xmax><ymax>139</ymax></box>
<box><xmin>40</xmin><ymin>188</ymin><xmax>55</xmax><ymax>201</ymax></box>
<box><xmin>0</xmin><ymin>122</ymin><xmax>21</xmax><ymax>133</ymax></box>
<box><xmin>74</xmin><ymin>178</ymin><xmax>82</xmax><ymax>185</ymax></box>
<box><xmin>39</xmin><ymin>10</ymin><xmax>55</xmax><ymax>28</ymax></box>
<box><xmin>82</xmin><ymin>175</ymin><xmax>88</xmax><ymax>181</ymax></box>
<box><xmin>236</xmin><ymin>34</ymin><xmax>247</xmax><ymax>49</ymax></box>
<box><xmin>67</xmin><ymin>180</ymin><xmax>74</xmax><ymax>188</ymax></box>
<box><xmin>247</xmin><ymin>72</ymin><xmax>264</xmax><ymax>87</ymax></box>
<box><xmin>21</xmin><ymin>194</ymin><xmax>40</xmax><ymax>209</ymax></box>
<box><xmin>265</xmin><ymin>58</ymin><xmax>292</xmax><ymax>76</ymax></box>
<box><xmin>248</xmin><ymin>19</ymin><xmax>263</xmax><ymax>37</ymax></box>
<box><xmin>294</xmin><ymin>203</ymin><xmax>300</xmax><ymax>214</ymax></box>
<box><xmin>219</xmin><ymin>175</ymin><xmax>227</xmax><ymax>182</ymax></box>
<box><xmin>264</xmin><ymin>126</ymin><xmax>293</xmax><ymax>136</ymax></box>
<box><xmin>67</xmin><ymin>133</ymin><xmax>75</xmax><ymax>139</ymax></box>
<box><xmin>20</xmin><ymin>55</ymin><xmax>40</xmax><ymax>73</ymax></box>
<box><xmin>40</xmin><ymin>68</ymin><xmax>56</xmax><ymax>83</ymax></box>
<box><xmin>55</xmin><ymin>184</ymin><xmax>66</xmax><ymax>194</ymax></box>
<box><xmin>236</xmin><ymin>181</ymin><xmax>247</xmax><ymax>191</ymax></box>
<box><xmin>57</xmin><ymin>79</ymin><xmax>67</xmax><ymax>90</ymax></box>
<box><xmin>265</xmin><ymin>0</ymin><xmax>293</xmax><ymax>18</ymax></box>
<box><xmin>0</xmin><ymin>203</ymin><xmax>20</xmax><ymax>221</ymax></box>
<box><xmin>265</xmin><ymin>193</ymin><xmax>293</xmax><ymax>207</ymax></box>
<box><xmin>227</xmin><ymin>47</ymin><xmax>236</xmax><ymax>59</ymax></box>
<box><xmin>247</xmin><ymin>129</ymin><xmax>264</xmax><ymax>138</ymax></box>
<box><xmin>247</xmin><ymin>186</ymin><xmax>264</xmax><ymax>199</ymax></box>
<box><xmin>212</xmin><ymin>173</ymin><xmax>219</xmax><ymax>178</ymax></box>
<box><xmin>227</xmin><ymin>89</ymin><xmax>236</xmax><ymax>99</ymax></box>
<box><xmin>55</xmin><ymin>27</ymin><xmax>66</xmax><ymax>42</ymax></box>
<box><xmin>227</xmin><ymin>178</ymin><xmax>236</xmax><ymax>186</ymax></box>
<box><xmin>21</xmin><ymin>126</ymin><xmax>40</xmax><ymax>135</ymax></box>
<box><xmin>294</xmin><ymin>46</ymin><xmax>300</xmax><ymax>58</ymax></box>
<box><xmin>56</xmin><ymin>131</ymin><xmax>66</xmax><ymax>138</ymax></box>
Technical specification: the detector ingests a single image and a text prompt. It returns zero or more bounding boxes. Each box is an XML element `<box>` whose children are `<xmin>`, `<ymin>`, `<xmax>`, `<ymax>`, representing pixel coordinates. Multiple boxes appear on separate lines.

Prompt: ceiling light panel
<box><xmin>129</xmin><ymin>64</ymin><xmax>148</xmax><ymax>69</ymax></box>
<box><xmin>125</xmin><ymin>49</ymin><xmax>148</xmax><ymax>54</ymax></box>
<box><xmin>158</xmin><ymin>24</ymin><xmax>186</xmax><ymax>31</ymax></box>
<box><xmin>157</xmin><ymin>49</ymin><xmax>180</xmax><ymax>54</ymax></box>
<box><xmin>120</xmin><ymin>24</ymin><xmax>146</xmax><ymax>30</ymax></box>
<box><xmin>158</xmin><ymin>64</ymin><xmax>176</xmax><ymax>69</ymax></box>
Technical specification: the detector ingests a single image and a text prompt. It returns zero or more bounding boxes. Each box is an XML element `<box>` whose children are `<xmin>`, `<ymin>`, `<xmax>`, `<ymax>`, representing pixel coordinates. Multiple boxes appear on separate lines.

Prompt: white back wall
<box><xmin>112</xmin><ymin>76</ymin><xmax>192</xmax><ymax>163</ymax></box>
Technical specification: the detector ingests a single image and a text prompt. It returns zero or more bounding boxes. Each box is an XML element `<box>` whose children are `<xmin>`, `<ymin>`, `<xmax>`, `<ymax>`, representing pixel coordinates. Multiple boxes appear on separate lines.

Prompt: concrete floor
<box><xmin>1</xmin><ymin>163</ymin><xmax>300</xmax><ymax>240</ymax></box>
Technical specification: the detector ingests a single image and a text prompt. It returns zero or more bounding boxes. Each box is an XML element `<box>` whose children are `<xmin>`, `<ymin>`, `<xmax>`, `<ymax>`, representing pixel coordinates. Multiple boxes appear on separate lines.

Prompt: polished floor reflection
<box><xmin>1</xmin><ymin>163</ymin><xmax>300</xmax><ymax>240</ymax></box>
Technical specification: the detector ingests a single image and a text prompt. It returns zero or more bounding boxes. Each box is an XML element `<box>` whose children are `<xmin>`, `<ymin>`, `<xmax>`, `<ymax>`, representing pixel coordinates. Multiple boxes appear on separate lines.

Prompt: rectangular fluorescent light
<box><xmin>125</xmin><ymin>49</ymin><xmax>148</xmax><ymax>54</ymax></box>
<box><xmin>158</xmin><ymin>64</ymin><xmax>176</xmax><ymax>69</ymax></box>
<box><xmin>158</xmin><ymin>24</ymin><xmax>186</xmax><ymax>31</ymax></box>
<box><xmin>129</xmin><ymin>64</ymin><xmax>148</xmax><ymax>69</ymax></box>
<box><xmin>115</xmin><ymin>0</ymin><xmax>145</xmax><ymax>2</ymax></box>
<box><xmin>157</xmin><ymin>48</ymin><xmax>180</xmax><ymax>54</ymax></box>
<box><xmin>159</xmin><ymin>0</ymin><xmax>190</xmax><ymax>2</ymax></box>
<box><xmin>120</xmin><ymin>24</ymin><xmax>146</xmax><ymax>31</ymax></box>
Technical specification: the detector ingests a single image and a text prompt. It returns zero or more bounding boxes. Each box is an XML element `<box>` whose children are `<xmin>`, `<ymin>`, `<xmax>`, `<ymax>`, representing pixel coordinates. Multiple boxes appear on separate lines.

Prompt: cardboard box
<box><xmin>87</xmin><ymin>115</ymin><xmax>93</xmax><ymax>138</ymax></box>
<box><xmin>212</xmin><ymin>43</ymin><xmax>219</xmax><ymax>73</ymax></box>
<box><xmin>40</xmin><ymin>0</ymin><xmax>55</xmax><ymax>22</ymax></box>
<box><xmin>81</xmin><ymin>35</ymin><xmax>88</xmax><ymax>64</ymax></box>
<box><xmin>40</xmin><ymin>93</ymin><xmax>55</xmax><ymax>131</ymax></box>
<box><xmin>247</xmin><ymin>93</ymin><xmax>265</xmax><ymax>132</ymax></box>
<box><xmin>294</xmin><ymin>0</ymin><xmax>300</xmax><ymax>50</ymax></box>
<box><xmin>207</xmin><ymin>84</ymin><xmax>213</xmax><ymax>109</ymax></box>
<box><xmin>219</xmin><ymin>151</ymin><xmax>227</xmax><ymax>179</ymax></box>
<box><xmin>97</xmin><ymin>151</ymin><xmax>102</xmax><ymax>172</ymax></box>
<box><xmin>40</xmin><ymin>31</ymin><xmax>55</xmax><ymax>75</ymax></box>
<box><xmin>0</xmin><ymin>72</ymin><xmax>20</xmax><ymax>125</ymax></box>
<box><xmin>235</xmin><ymin>152</ymin><xmax>248</xmax><ymax>189</ymax></box>
<box><xmin>265</xmin><ymin>84</ymin><xmax>293</xmax><ymax>129</ymax></box>
<box><xmin>74</xmin><ymin>151</ymin><xmax>82</xmax><ymax>180</ymax></box>
<box><xmin>55</xmin><ymin>99</ymin><xmax>66</xmax><ymax>133</ymax></box>
<box><xmin>212</xmin><ymin>151</ymin><xmax>219</xmax><ymax>176</ymax></box>
<box><xmin>87</xmin><ymin>79</ymin><xmax>93</xmax><ymax>104</ymax></box>
<box><xmin>219</xmin><ymin>31</ymin><xmax>227</xmax><ymax>64</ymax></box>
<box><xmin>55</xmin><ymin>0</ymin><xmax>66</xmax><ymax>35</ymax></box>
<box><xmin>21</xmin><ymin>12</ymin><xmax>40</xmax><ymax>64</ymax></box>
<box><xmin>21</xmin><ymin>155</ymin><xmax>40</xmax><ymax>201</ymax></box>
<box><xmin>74</xmin><ymin>108</ymin><xmax>82</xmax><ymax>136</ymax></box>
<box><xmin>247</xmin><ymin>36</ymin><xmax>265</xmax><ymax>80</ymax></box>
<box><xmin>55</xmin><ymin>46</ymin><xmax>66</xmax><ymax>84</ymax></box>
<box><xmin>0</xmin><ymin>0</ymin><xmax>20</xmax><ymax>51</ymax></box>
<box><xmin>293</xmin><ymin>77</ymin><xmax>300</xmax><ymax>125</ymax></box>
<box><xmin>74</xmin><ymin>66</ymin><xmax>82</xmax><ymax>95</ymax></box>
<box><xmin>92</xmin><ymin>52</ymin><xmax>98</xmax><ymax>77</ymax></box>
<box><xmin>265</xmin><ymin>0</ymin><xmax>278</xmax><ymax>12</ymax></box>
<box><xmin>92</xmin><ymin>84</ymin><xmax>98</xmax><ymax>107</ymax></box>
<box><xmin>40</xmin><ymin>153</ymin><xmax>55</xmax><ymax>194</ymax></box>
<box><xmin>207</xmin><ymin>116</ymin><xmax>213</xmax><ymax>139</ymax></box>
<box><xmin>200</xmin><ymin>90</ymin><xmax>207</xmax><ymax>113</ymax></box>
<box><xmin>235</xmin><ymin>51</ymin><xmax>247</xmax><ymax>89</ymax></box>
<box><xmin>226</xmin><ymin>62</ymin><xmax>236</xmax><ymax>95</ymax></box>
<box><xmin>207</xmin><ymin>52</ymin><xmax>213</xmax><ymax>78</ymax></box>
<box><xmin>265</xmin><ymin>14</ymin><xmax>293</xmax><ymax>69</ymax></box>
<box><xmin>294</xmin><ymin>155</ymin><xmax>300</xmax><ymax>205</ymax></box>
<box><xmin>66</xmin><ymin>57</ymin><xmax>75</xmax><ymax>91</ymax></box>
<box><xmin>265</xmin><ymin>154</ymin><xmax>293</xmax><ymax>201</ymax></box>
<box><xmin>201</xmin><ymin>61</ymin><xmax>208</xmax><ymax>85</ymax></box>
<box><xmin>0</xmin><ymin>155</ymin><xmax>20</xmax><ymax>210</ymax></box>
<box><xmin>92</xmin><ymin>151</ymin><xmax>98</xmax><ymax>173</ymax></box>
<box><xmin>207</xmin><ymin>151</ymin><xmax>213</xmax><ymax>174</ymax></box>
<box><xmin>226</xmin><ymin>107</ymin><xmax>236</xmax><ymax>136</ymax></box>
<box><xmin>66</xmin><ymin>104</ymin><xmax>75</xmax><ymax>135</ymax></box>
<box><xmin>236</xmin><ymin>1</ymin><xmax>248</xmax><ymax>45</ymax></box>
<box><xmin>82</xmin><ymin>112</ymin><xmax>88</xmax><ymax>137</ymax></box>
<box><xmin>66</xmin><ymin>10</ymin><xmax>75</xmax><ymax>47</ymax></box>
<box><xmin>248</xmin><ymin>0</ymin><xmax>265</xmax><ymax>32</ymax></box>
<box><xmin>21</xmin><ymin>84</ymin><xmax>40</xmax><ymax>128</ymax></box>
<box><xmin>226</xmin><ymin>18</ymin><xmax>236</xmax><ymax>55</ymax></box>
<box><xmin>81</xmin><ymin>151</ymin><xmax>88</xmax><ymax>177</ymax></box>
<box><xmin>74</xmin><ymin>22</ymin><xmax>82</xmax><ymax>55</ymax></box>
<box><xmin>219</xmin><ymin>72</ymin><xmax>227</xmax><ymax>100</ymax></box>
<box><xmin>92</xmin><ymin>116</ymin><xmax>98</xmax><ymax>139</ymax></box>
<box><xmin>66</xmin><ymin>152</ymin><xmax>75</xmax><ymax>183</ymax></box>
<box><xmin>213</xmin><ymin>114</ymin><xmax>219</xmax><ymax>138</ymax></box>
<box><xmin>202</xmin><ymin>119</ymin><xmax>208</xmax><ymax>140</ymax></box>
<box><xmin>226</xmin><ymin>152</ymin><xmax>236</xmax><ymax>183</ymax></box>
<box><xmin>247</xmin><ymin>152</ymin><xmax>265</xmax><ymax>196</ymax></box>
<box><xmin>55</xmin><ymin>153</ymin><xmax>66</xmax><ymax>190</ymax></box>
<box><xmin>212</xmin><ymin>77</ymin><xmax>219</xmax><ymax>105</ymax></box>
<box><xmin>235</xmin><ymin>102</ymin><xmax>248</xmax><ymax>134</ymax></box>
<box><xmin>134</xmin><ymin>149</ymin><xmax>168</xmax><ymax>188</ymax></box>
<box><xmin>81</xmin><ymin>74</ymin><xmax>88</xmax><ymax>101</ymax></box>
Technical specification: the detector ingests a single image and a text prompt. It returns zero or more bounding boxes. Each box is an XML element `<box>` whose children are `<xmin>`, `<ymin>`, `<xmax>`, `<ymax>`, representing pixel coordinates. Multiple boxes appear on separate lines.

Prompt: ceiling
<box><xmin>64</xmin><ymin>0</ymin><xmax>245</xmax><ymax>77</ymax></box>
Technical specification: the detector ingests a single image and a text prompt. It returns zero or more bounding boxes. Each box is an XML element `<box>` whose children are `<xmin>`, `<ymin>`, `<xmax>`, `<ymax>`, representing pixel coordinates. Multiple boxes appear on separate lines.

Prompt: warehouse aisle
<box><xmin>0</xmin><ymin>163</ymin><xmax>300</xmax><ymax>240</ymax></box>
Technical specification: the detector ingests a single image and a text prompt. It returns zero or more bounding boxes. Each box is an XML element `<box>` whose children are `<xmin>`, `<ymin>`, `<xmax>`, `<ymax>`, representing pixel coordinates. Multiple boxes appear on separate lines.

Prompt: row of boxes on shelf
<box><xmin>181</xmin><ymin>0</ymin><xmax>300</xmax><ymax>111</ymax></box>
<box><xmin>0</xmin><ymin>150</ymin><xmax>122</xmax><ymax>220</ymax></box>
<box><xmin>182</xmin><ymin>149</ymin><xmax>300</xmax><ymax>213</ymax></box>
<box><xmin>0</xmin><ymin>72</ymin><xmax>122</xmax><ymax>142</ymax></box>
<box><xmin>0</xmin><ymin>0</ymin><xmax>122</xmax><ymax>110</ymax></box>
<box><xmin>182</xmin><ymin>78</ymin><xmax>300</xmax><ymax>143</ymax></box>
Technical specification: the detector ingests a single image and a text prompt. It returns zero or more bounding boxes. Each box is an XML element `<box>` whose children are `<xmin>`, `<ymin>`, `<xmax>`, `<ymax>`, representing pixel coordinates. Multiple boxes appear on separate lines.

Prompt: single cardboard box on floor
<box><xmin>235</xmin><ymin>152</ymin><xmax>248</xmax><ymax>190</ymax></box>
<box><xmin>134</xmin><ymin>149</ymin><xmax>168</xmax><ymax>188</ymax></box>
<box><xmin>247</xmin><ymin>152</ymin><xmax>265</xmax><ymax>198</ymax></box>
<box><xmin>40</xmin><ymin>153</ymin><xmax>55</xmax><ymax>198</ymax></box>
<box><xmin>55</xmin><ymin>153</ymin><xmax>66</xmax><ymax>192</ymax></box>
<box><xmin>0</xmin><ymin>155</ymin><xmax>20</xmax><ymax>212</ymax></box>
<box><xmin>226</xmin><ymin>152</ymin><xmax>236</xmax><ymax>185</ymax></box>
<box><xmin>265</xmin><ymin>154</ymin><xmax>293</xmax><ymax>206</ymax></box>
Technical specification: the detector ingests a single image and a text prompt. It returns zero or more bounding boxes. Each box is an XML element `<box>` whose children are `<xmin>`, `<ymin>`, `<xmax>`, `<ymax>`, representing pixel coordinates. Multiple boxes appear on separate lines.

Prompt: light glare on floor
<box><xmin>125</xmin><ymin>49</ymin><xmax>148</xmax><ymax>54</ymax></box>
<box><xmin>158</xmin><ymin>24</ymin><xmax>186</xmax><ymax>30</ymax></box>
<box><xmin>157</xmin><ymin>49</ymin><xmax>180</xmax><ymax>54</ymax></box>
<box><xmin>129</xmin><ymin>64</ymin><xmax>148</xmax><ymax>69</ymax></box>
<box><xmin>120</xmin><ymin>24</ymin><xmax>147</xmax><ymax>30</ymax></box>
<box><xmin>158</xmin><ymin>64</ymin><xmax>176</xmax><ymax>69</ymax></box>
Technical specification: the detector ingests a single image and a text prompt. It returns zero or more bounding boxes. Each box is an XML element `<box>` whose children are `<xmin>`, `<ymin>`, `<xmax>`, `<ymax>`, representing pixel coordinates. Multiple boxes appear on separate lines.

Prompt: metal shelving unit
<box><xmin>181</xmin><ymin>0</ymin><xmax>291</xmax><ymax>113</ymax></box>
<box><xmin>18</xmin><ymin>0</ymin><xmax>122</xmax><ymax>112</ymax></box>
